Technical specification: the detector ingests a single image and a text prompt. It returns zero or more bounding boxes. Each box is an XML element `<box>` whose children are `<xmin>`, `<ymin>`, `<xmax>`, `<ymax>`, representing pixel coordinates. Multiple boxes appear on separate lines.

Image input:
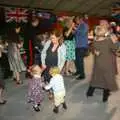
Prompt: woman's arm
<box><xmin>0</xmin><ymin>45</ymin><xmax>3</xmax><ymax>58</ymax></box>
<box><xmin>111</xmin><ymin>34</ymin><xmax>118</xmax><ymax>44</ymax></box>
<box><xmin>58</xmin><ymin>43</ymin><xmax>66</xmax><ymax>71</ymax></box>
<box><xmin>110</xmin><ymin>34</ymin><xmax>119</xmax><ymax>50</ymax></box>
<box><xmin>74</xmin><ymin>23</ymin><xmax>88</xmax><ymax>36</ymax></box>
<box><xmin>44</xmin><ymin>78</ymin><xmax>54</xmax><ymax>90</ymax></box>
<box><xmin>64</xmin><ymin>23</ymin><xmax>75</xmax><ymax>37</ymax></box>
<box><xmin>41</xmin><ymin>40</ymin><xmax>51</xmax><ymax>67</ymax></box>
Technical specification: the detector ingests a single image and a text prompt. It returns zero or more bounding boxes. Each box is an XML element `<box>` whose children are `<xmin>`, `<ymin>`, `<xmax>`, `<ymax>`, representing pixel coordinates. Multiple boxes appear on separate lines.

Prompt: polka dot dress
<box><xmin>64</xmin><ymin>38</ymin><xmax>75</xmax><ymax>61</ymax></box>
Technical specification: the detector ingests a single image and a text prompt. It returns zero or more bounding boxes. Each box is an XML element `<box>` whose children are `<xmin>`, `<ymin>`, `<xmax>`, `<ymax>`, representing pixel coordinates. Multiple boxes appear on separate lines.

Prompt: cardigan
<box><xmin>41</xmin><ymin>40</ymin><xmax>66</xmax><ymax>71</ymax></box>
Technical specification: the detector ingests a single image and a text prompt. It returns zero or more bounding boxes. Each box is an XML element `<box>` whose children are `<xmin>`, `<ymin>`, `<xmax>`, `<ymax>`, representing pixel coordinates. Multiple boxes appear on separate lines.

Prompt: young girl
<box><xmin>28</xmin><ymin>65</ymin><xmax>44</xmax><ymax>112</ymax></box>
<box><xmin>45</xmin><ymin>67</ymin><xmax>67</xmax><ymax>114</ymax></box>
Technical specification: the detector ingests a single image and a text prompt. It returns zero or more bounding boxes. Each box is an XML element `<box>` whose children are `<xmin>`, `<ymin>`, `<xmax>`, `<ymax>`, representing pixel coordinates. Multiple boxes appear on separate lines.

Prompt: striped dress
<box><xmin>8</xmin><ymin>42</ymin><xmax>26</xmax><ymax>72</ymax></box>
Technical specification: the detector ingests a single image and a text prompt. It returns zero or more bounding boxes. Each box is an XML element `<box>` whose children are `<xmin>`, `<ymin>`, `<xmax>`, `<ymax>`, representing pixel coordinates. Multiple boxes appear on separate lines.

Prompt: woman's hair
<box><xmin>64</xmin><ymin>17</ymin><xmax>73</xmax><ymax>28</ymax></box>
<box><xmin>99</xmin><ymin>20</ymin><xmax>110</xmax><ymax>29</ymax></box>
<box><xmin>7</xmin><ymin>28</ymin><xmax>20</xmax><ymax>43</ymax></box>
<box><xmin>95</xmin><ymin>26</ymin><xmax>108</xmax><ymax>37</ymax></box>
<box><xmin>29</xmin><ymin>65</ymin><xmax>42</xmax><ymax>76</ymax></box>
<box><xmin>73</xmin><ymin>16</ymin><xmax>83</xmax><ymax>24</ymax></box>
<box><xmin>50</xmin><ymin>29</ymin><xmax>64</xmax><ymax>45</ymax></box>
<box><xmin>49</xmin><ymin>67</ymin><xmax>60</xmax><ymax>76</ymax></box>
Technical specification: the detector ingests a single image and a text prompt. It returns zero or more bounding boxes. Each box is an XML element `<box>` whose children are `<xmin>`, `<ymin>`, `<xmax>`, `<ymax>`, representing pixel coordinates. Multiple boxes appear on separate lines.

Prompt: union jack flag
<box><xmin>5</xmin><ymin>7</ymin><xmax>28</xmax><ymax>23</ymax></box>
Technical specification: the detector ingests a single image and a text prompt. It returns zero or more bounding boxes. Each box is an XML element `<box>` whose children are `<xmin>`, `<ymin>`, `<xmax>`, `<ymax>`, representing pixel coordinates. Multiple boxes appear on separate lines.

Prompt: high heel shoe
<box><xmin>68</xmin><ymin>70</ymin><xmax>74</xmax><ymax>74</ymax></box>
<box><xmin>86</xmin><ymin>86</ymin><xmax>95</xmax><ymax>98</ymax></box>
<box><xmin>16</xmin><ymin>80</ymin><xmax>23</xmax><ymax>85</ymax></box>
<box><xmin>13</xmin><ymin>78</ymin><xmax>16</xmax><ymax>81</ymax></box>
<box><xmin>103</xmin><ymin>89</ymin><xmax>110</xmax><ymax>102</ymax></box>
<box><xmin>0</xmin><ymin>100</ymin><xmax>7</xmax><ymax>105</ymax></box>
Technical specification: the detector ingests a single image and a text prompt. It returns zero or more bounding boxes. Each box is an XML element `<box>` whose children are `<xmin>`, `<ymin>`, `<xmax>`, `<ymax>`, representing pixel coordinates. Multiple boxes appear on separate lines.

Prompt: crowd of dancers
<box><xmin>0</xmin><ymin>15</ymin><xmax>120</xmax><ymax>113</ymax></box>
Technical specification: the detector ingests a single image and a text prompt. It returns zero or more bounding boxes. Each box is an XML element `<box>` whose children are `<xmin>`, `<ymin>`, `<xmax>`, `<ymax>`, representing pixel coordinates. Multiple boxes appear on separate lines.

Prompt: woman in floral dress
<box><xmin>63</xmin><ymin>18</ymin><xmax>76</xmax><ymax>75</ymax></box>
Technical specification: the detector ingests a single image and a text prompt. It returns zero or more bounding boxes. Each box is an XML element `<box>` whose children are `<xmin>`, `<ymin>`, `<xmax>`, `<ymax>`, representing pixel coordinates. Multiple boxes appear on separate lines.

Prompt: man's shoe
<box><xmin>72</xmin><ymin>72</ymin><xmax>79</xmax><ymax>76</ymax></box>
<box><xmin>76</xmin><ymin>75</ymin><xmax>85</xmax><ymax>80</ymax></box>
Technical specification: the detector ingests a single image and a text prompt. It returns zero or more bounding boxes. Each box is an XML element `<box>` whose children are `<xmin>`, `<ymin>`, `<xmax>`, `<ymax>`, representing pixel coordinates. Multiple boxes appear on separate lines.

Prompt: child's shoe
<box><xmin>53</xmin><ymin>106</ymin><xmax>59</xmax><ymax>113</ymax></box>
<box><xmin>48</xmin><ymin>91</ymin><xmax>54</xmax><ymax>101</ymax></box>
<box><xmin>62</xmin><ymin>102</ymin><xmax>67</xmax><ymax>109</ymax></box>
<box><xmin>37</xmin><ymin>103</ymin><xmax>41</xmax><ymax>106</ymax></box>
<box><xmin>33</xmin><ymin>105</ymin><xmax>40</xmax><ymax>112</ymax></box>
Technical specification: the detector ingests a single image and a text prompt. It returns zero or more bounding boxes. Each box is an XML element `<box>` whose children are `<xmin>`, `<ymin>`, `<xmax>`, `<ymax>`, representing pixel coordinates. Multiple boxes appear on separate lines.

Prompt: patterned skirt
<box><xmin>8</xmin><ymin>53</ymin><xmax>26</xmax><ymax>72</ymax></box>
<box><xmin>64</xmin><ymin>39</ymin><xmax>75</xmax><ymax>61</ymax></box>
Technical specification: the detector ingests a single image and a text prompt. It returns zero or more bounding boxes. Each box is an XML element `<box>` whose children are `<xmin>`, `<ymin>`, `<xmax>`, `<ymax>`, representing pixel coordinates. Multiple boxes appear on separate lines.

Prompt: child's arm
<box><xmin>44</xmin><ymin>78</ymin><xmax>53</xmax><ymax>90</ymax></box>
<box><xmin>44</xmin><ymin>83</ymin><xmax>52</xmax><ymax>90</ymax></box>
<box><xmin>40</xmin><ymin>77</ymin><xmax>46</xmax><ymax>88</ymax></box>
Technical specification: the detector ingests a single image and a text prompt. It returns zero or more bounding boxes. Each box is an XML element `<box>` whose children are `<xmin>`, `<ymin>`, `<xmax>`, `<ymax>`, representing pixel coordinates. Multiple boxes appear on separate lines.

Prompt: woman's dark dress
<box><xmin>90</xmin><ymin>38</ymin><xmax>118</xmax><ymax>91</ymax></box>
<box><xmin>43</xmin><ymin>43</ymin><xmax>58</xmax><ymax>82</ymax></box>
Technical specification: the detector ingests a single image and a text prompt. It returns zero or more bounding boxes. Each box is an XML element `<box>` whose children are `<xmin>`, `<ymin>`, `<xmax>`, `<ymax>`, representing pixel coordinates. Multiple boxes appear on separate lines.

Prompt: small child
<box><xmin>27</xmin><ymin>65</ymin><xmax>44</xmax><ymax>112</ymax></box>
<box><xmin>45</xmin><ymin>67</ymin><xmax>67</xmax><ymax>114</ymax></box>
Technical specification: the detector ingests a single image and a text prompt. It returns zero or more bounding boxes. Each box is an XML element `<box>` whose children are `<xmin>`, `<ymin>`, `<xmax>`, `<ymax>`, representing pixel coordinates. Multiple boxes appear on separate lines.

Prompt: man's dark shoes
<box><xmin>76</xmin><ymin>75</ymin><xmax>85</xmax><ymax>80</ymax></box>
<box><xmin>72</xmin><ymin>72</ymin><xmax>79</xmax><ymax>76</ymax></box>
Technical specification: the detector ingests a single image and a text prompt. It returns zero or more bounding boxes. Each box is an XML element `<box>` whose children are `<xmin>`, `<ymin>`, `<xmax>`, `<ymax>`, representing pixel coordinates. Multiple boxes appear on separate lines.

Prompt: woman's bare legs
<box><xmin>69</xmin><ymin>61</ymin><xmax>76</xmax><ymax>73</ymax></box>
<box><xmin>65</xmin><ymin>61</ymin><xmax>76</xmax><ymax>75</ymax></box>
<box><xmin>14</xmin><ymin>71</ymin><xmax>22</xmax><ymax>84</ymax></box>
<box><xmin>0</xmin><ymin>88</ymin><xmax>6</xmax><ymax>103</ymax></box>
<box><xmin>65</xmin><ymin>61</ymin><xmax>71</xmax><ymax>75</ymax></box>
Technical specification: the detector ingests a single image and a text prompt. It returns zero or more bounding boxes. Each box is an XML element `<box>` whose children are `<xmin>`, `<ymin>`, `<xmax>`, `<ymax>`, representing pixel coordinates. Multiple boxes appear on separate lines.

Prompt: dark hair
<box><xmin>7</xmin><ymin>28</ymin><xmax>19</xmax><ymax>43</ymax></box>
<box><xmin>15</xmin><ymin>23</ymin><xmax>21</xmax><ymax>29</ymax></box>
<box><xmin>73</xmin><ymin>16</ymin><xmax>83</xmax><ymax>24</ymax></box>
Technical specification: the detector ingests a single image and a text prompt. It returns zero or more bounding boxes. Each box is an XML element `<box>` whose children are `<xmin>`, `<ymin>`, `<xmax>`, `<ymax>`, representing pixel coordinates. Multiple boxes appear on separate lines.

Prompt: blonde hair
<box><xmin>30</xmin><ymin>65</ymin><xmax>42</xmax><ymax>75</ymax></box>
<box><xmin>95</xmin><ymin>26</ymin><xmax>108</xmax><ymax>37</ymax></box>
<box><xmin>49</xmin><ymin>67</ymin><xmax>60</xmax><ymax>76</ymax></box>
<box><xmin>64</xmin><ymin>17</ymin><xmax>73</xmax><ymax>28</ymax></box>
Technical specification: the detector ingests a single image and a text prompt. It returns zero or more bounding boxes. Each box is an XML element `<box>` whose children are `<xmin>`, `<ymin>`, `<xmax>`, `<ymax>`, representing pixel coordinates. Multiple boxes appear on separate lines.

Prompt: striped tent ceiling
<box><xmin>0</xmin><ymin>0</ymin><xmax>119</xmax><ymax>17</ymax></box>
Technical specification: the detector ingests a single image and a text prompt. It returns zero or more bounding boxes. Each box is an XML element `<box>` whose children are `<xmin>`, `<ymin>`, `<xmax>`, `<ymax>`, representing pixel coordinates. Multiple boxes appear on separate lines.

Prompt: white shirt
<box><xmin>45</xmin><ymin>74</ymin><xmax>65</xmax><ymax>94</ymax></box>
